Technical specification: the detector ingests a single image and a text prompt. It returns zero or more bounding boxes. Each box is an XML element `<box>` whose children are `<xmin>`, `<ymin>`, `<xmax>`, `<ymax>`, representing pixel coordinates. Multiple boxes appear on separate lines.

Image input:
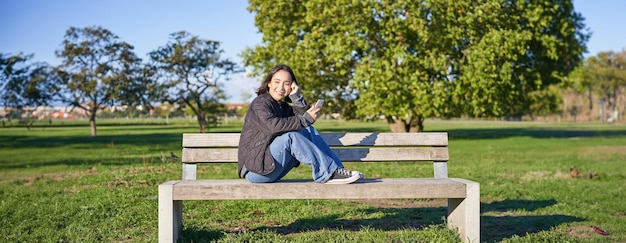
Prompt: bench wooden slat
<box><xmin>183</xmin><ymin>133</ymin><xmax>241</xmax><ymax>147</ymax></box>
<box><xmin>182</xmin><ymin>132</ymin><xmax>448</xmax><ymax>147</ymax></box>
<box><xmin>182</xmin><ymin>147</ymin><xmax>449</xmax><ymax>163</ymax></box>
<box><xmin>169</xmin><ymin>178</ymin><xmax>466</xmax><ymax>200</ymax></box>
<box><xmin>321</xmin><ymin>132</ymin><xmax>448</xmax><ymax>146</ymax></box>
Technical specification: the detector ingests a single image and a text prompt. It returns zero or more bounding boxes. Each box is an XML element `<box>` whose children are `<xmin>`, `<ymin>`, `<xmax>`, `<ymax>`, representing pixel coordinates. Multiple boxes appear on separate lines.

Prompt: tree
<box><xmin>55</xmin><ymin>26</ymin><xmax>147</xmax><ymax>137</ymax></box>
<box><xmin>117</xmin><ymin>63</ymin><xmax>164</xmax><ymax>110</ymax></box>
<box><xmin>1</xmin><ymin>53</ymin><xmax>60</xmax><ymax>117</ymax></box>
<box><xmin>527</xmin><ymin>85</ymin><xmax>564</xmax><ymax>120</ymax></box>
<box><xmin>242</xmin><ymin>0</ymin><xmax>589</xmax><ymax>132</ymax></box>
<box><xmin>572</xmin><ymin>50</ymin><xmax>626</xmax><ymax>122</ymax></box>
<box><xmin>149</xmin><ymin>31</ymin><xmax>242</xmax><ymax>133</ymax></box>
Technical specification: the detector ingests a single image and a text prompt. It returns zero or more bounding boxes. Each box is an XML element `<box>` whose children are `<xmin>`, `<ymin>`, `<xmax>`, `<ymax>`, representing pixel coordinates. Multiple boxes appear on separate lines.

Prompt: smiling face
<box><xmin>267</xmin><ymin>70</ymin><xmax>293</xmax><ymax>101</ymax></box>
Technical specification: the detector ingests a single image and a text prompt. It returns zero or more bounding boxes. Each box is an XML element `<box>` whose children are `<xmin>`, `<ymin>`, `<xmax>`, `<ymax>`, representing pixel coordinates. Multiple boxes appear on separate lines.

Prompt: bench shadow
<box><xmin>256</xmin><ymin>207</ymin><xmax>445</xmax><ymax>234</ymax></box>
<box><xmin>321</xmin><ymin>132</ymin><xmax>380</xmax><ymax>146</ymax></box>
<box><xmin>177</xmin><ymin>198</ymin><xmax>582</xmax><ymax>242</ymax></box>
<box><xmin>176</xmin><ymin>226</ymin><xmax>225</xmax><ymax>243</ymax></box>
<box><xmin>480</xmin><ymin>199</ymin><xmax>584</xmax><ymax>242</ymax></box>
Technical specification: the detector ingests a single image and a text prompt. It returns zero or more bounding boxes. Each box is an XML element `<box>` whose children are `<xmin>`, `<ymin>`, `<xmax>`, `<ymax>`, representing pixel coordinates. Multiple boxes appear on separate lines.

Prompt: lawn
<box><xmin>0</xmin><ymin>118</ymin><xmax>624</xmax><ymax>242</ymax></box>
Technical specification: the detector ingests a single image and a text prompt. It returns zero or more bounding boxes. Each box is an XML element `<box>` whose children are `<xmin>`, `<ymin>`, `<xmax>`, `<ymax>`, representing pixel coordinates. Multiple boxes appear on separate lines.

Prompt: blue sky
<box><xmin>1</xmin><ymin>0</ymin><xmax>625</xmax><ymax>103</ymax></box>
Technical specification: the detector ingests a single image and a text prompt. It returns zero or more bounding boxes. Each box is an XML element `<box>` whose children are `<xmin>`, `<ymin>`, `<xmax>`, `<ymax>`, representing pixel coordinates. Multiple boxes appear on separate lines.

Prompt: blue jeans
<box><xmin>245</xmin><ymin>126</ymin><xmax>344</xmax><ymax>183</ymax></box>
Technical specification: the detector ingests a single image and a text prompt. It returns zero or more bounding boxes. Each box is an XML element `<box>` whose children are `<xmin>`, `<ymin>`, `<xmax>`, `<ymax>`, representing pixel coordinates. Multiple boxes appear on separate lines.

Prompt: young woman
<box><xmin>237</xmin><ymin>64</ymin><xmax>361</xmax><ymax>184</ymax></box>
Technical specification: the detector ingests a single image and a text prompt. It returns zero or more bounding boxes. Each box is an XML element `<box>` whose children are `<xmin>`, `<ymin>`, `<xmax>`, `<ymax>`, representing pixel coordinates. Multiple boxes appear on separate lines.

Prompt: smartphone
<box><xmin>314</xmin><ymin>99</ymin><xmax>324</xmax><ymax>109</ymax></box>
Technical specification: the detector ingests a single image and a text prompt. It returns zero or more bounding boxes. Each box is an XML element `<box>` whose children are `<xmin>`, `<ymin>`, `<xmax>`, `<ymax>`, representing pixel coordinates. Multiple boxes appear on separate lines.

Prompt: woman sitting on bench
<box><xmin>237</xmin><ymin>64</ymin><xmax>362</xmax><ymax>184</ymax></box>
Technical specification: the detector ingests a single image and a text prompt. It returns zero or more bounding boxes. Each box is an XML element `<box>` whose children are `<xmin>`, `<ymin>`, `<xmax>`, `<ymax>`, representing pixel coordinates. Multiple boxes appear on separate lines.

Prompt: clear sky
<box><xmin>1</xmin><ymin>0</ymin><xmax>625</xmax><ymax>103</ymax></box>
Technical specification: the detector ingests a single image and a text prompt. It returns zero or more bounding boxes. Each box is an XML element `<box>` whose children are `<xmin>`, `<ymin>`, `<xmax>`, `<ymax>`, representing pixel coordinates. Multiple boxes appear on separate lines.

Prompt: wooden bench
<box><xmin>158</xmin><ymin>132</ymin><xmax>480</xmax><ymax>242</ymax></box>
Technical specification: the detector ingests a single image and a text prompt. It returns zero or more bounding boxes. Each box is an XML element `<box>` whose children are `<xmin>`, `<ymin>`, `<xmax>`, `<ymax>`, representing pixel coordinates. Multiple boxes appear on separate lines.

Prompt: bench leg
<box><xmin>182</xmin><ymin>163</ymin><xmax>197</xmax><ymax>180</ymax></box>
<box><xmin>159</xmin><ymin>181</ymin><xmax>183</xmax><ymax>243</ymax></box>
<box><xmin>447</xmin><ymin>179</ymin><xmax>480</xmax><ymax>243</ymax></box>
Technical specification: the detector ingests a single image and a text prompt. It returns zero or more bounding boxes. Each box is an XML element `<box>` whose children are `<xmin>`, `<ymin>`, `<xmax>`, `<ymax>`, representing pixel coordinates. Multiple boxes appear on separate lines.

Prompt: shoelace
<box><xmin>335</xmin><ymin>168</ymin><xmax>351</xmax><ymax>176</ymax></box>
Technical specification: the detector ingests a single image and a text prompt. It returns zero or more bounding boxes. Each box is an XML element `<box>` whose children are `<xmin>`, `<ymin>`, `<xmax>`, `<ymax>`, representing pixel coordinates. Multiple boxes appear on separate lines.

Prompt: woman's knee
<box><xmin>276</xmin><ymin>130</ymin><xmax>309</xmax><ymax>146</ymax></box>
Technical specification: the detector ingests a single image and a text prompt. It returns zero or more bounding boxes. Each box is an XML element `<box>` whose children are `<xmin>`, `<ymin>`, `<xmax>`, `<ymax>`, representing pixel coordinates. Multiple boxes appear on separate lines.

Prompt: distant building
<box><xmin>226</xmin><ymin>103</ymin><xmax>246</xmax><ymax>110</ymax></box>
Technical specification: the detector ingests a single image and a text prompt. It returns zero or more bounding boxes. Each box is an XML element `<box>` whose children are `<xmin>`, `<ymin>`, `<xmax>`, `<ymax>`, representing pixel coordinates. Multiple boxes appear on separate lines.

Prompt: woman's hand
<box><xmin>306</xmin><ymin>106</ymin><xmax>321</xmax><ymax>122</ymax></box>
<box><xmin>290</xmin><ymin>82</ymin><xmax>299</xmax><ymax>95</ymax></box>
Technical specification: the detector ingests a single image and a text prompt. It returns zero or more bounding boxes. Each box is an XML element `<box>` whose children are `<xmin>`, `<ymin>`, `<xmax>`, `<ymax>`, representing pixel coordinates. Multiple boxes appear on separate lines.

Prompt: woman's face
<box><xmin>267</xmin><ymin>70</ymin><xmax>293</xmax><ymax>101</ymax></box>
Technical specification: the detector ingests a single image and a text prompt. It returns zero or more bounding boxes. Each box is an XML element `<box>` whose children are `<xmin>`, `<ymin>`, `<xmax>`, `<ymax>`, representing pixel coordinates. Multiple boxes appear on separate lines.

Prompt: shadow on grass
<box><xmin>0</xmin><ymin>133</ymin><xmax>183</xmax><ymax>149</ymax></box>
<box><xmin>178</xmin><ymin>206</ymin><xmax>447</xmax><ymax>242</ymax></box>
<box><xmin>0</xmin><ymin>156</ymin><xmax>179</xmax><ymax>170</ymax></box>
<box><xmin>440</xmin><ymin>127</ymin><xmax>626</xmax><ymax>140</ymax></box>
<box><xmin>178</xmin><ymin>227</ymin><xmax>225</xmax><ymax>243</ymax></box>
<box><xmin>0</xmin><ymin>133</ymin><xmax>184</xmax><ymax>169</ymax></box>
<box><xmin>177</xmin><ymin>199</ymin><xmax>583</xmax><ymax>242</ymax></box>
<box><xmin>480</xmin><ymin>199</ymin><xmax>584</xmax><ymax>242</ymax></box>
<box><xmin>260</xmin><ymin>206</ymin><xmax>446</xmax><ymax>234</ymax></box>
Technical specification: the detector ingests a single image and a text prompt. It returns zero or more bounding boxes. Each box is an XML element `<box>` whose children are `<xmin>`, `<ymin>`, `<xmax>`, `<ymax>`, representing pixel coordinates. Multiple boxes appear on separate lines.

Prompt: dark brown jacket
<box><xmin>238</xmin><ymin>92</ymin><xmax>314</xmax><ymax>177</ymax></box>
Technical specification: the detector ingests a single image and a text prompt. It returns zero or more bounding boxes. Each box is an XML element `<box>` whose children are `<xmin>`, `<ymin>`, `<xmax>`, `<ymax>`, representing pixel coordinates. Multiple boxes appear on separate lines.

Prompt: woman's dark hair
<box><xmin>256</xmin><ymin>64</ymin><xmax>297</xmax><ymax>95</ymax></box>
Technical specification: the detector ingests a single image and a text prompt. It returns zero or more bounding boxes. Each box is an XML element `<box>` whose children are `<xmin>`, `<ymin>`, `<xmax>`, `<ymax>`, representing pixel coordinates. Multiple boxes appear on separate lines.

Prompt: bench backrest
<box><xmin>181</xmin><ymin>132</ymin><xmax>449</xmax><ymax>180</ymax></box>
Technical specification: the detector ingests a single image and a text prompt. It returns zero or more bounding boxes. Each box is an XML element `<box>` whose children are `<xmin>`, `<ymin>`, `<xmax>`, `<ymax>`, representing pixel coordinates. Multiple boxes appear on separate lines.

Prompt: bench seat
<box><xmin>162</xmin><ymin>178</ymin><xmax>470</xmax><ymax>200</ymax></box>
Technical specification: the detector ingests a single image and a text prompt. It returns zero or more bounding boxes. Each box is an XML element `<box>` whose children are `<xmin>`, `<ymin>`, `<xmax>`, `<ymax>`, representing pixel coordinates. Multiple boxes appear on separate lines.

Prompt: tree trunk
<box><xmin>197</xmin><ymin>112</ymin><xmax>206</xmax><ymax>133</ymax></box>
<box><xmin>386</xmin><ymin>115</ymin><xmax>424</xmax><ymax>133</ymax></box>
<box><xmin>408</xmin><ymin>116</ymin><xmax>424</xmax><ymax>132</ymax></box>
<box><xmin>587</xmin><ymin>90</ymin><xmax>593</xmax><ymax>121</ymax></box>
<box><xmin>89</xmin><ymin>112</ymin><xmax>97</xmax><ymax>137</ymax></box>
<box><xmin>387</xmin><ymin>116</ymin><xmax>405</xmax><ymax>133</ymax></box>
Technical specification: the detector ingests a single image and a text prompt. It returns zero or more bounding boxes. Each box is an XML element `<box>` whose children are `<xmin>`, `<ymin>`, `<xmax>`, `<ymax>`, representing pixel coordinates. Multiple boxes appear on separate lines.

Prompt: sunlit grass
<box><xmin>1</xmin><ymin>119</ymin><xmax>625</xmax><ymax>242</ymax></box>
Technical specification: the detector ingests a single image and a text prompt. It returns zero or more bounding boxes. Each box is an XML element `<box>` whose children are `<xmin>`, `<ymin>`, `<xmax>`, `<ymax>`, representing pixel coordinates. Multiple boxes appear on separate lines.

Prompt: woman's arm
<box><xmin>249</xmin><ymin>96</ymin><xmax>312</xmax><ymax>136</ymax></box>
<box><xmin>288</xmin><ymin>83</ymin><xmax>320</xmax><ymax>122</ymax></box>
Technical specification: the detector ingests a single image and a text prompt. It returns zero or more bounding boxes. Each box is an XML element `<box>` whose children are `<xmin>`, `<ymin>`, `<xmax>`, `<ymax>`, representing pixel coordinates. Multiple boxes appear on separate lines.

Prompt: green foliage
<box><xmin>55</xmin><ymin>26</ymin><xmax>149</xmax><ymax>136</ymax></box>
<box><xmin>149</xmin><ymin>31</ymin><xmax>242</xmax><ymax>133</ymax></box>
<box><xmin>527</xmin><ymin>85</ymin><xmax>564</xmax><ymax>118</ymax></box>
<box><xmin>242</xmin><ymin>0</ymin><xmax>590</xmax><ymax>131</ymax></box>
<box><xmin>567</xmin><ymin>50</ymin><xmax>626</xmax><ymax>122</ymax></box>
<box><xmin>582</xmin><ymin>51</ymin><xmax>626</xmax><ymax>108</ymax></box>
<box><xmin>0</xmin><ymin>53</ymin><xmax>59</xmax><ymax>109</ymax></box>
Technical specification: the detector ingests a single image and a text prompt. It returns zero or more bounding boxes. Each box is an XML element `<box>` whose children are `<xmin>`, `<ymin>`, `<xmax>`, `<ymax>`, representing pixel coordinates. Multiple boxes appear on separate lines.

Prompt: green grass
<box><xmin>1</xmin><ymin>119</ymin><xmax>625</xmax><ymax>242</ymax></box>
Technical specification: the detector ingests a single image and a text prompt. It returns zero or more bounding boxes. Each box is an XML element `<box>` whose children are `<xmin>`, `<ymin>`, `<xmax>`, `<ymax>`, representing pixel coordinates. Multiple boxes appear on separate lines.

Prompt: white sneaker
<box><xmin>325</xmin><ymin>168</ymin><xmax>361</xmax><ymax>184</ymax></box>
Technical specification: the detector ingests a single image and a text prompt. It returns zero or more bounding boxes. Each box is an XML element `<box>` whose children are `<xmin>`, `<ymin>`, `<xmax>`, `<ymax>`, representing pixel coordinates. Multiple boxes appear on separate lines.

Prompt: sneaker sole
<box><xmin>324</xmin><ymin>173</ymin><xmax>361</xmax><ymax>184</ymax></box>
